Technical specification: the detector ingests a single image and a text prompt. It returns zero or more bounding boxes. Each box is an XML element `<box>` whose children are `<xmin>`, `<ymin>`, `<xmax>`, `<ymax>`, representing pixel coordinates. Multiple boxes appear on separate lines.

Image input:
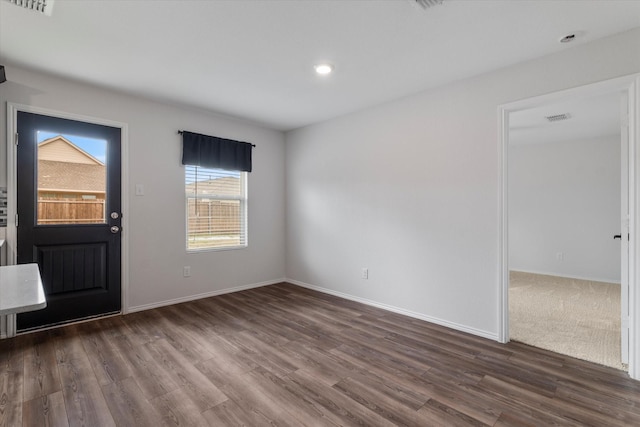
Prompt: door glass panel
<box><xmin>36</xmin><ymin>131</ymin><xmax>107</xmax><ymax>225</ymax></box>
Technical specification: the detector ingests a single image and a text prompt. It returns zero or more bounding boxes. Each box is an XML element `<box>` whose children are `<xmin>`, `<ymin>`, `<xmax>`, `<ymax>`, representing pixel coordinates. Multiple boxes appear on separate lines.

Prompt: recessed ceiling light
<box><xmin>560</xmin><ymin>34</ymin><xmax>576</xmax><ymax>43</ymax></box>
<box><xmin>314</xmin><ymin>64</ymin><xmax>334</xmax><ymax>75</ymax></box>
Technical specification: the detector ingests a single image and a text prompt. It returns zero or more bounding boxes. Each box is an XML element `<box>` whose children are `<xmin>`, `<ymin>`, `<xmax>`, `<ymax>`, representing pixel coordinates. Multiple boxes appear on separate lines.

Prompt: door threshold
<box><xmin>16</xmin><ymin>310</ymin><xmax>121</xmax><ymax>335</ymax></box>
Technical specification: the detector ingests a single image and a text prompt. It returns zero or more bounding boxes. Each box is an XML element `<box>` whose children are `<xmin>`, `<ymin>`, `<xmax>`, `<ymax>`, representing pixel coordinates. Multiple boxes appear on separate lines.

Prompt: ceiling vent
<box><xmin>411</xmin><ymin>0</ymin><xmax>444</xmax><ymax>10</ymax></box>
<box><xmin>545</xmin><ymin>113</ymin><xmax>572</xmax><ymax>123</ymax></box>
<box><xmin>4</xmin><ymin>0</ymin><xmax>55</xmax><ymax>16</ymax></box>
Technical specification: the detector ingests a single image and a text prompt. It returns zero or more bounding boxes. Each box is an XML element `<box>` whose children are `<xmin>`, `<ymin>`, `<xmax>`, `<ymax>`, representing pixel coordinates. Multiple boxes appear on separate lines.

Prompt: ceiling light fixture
<box><xmin>560</xmin><ymin>34</ymin><xmax>576</xmax><ymax>43</ymax></box>
<box><xmin>3</xmin><ymin>0</ymin><xmax>55</xmax><ymax>16</ymax></box>
<box><xmin>314</xmin><ymin>64</ymin><xmax>333</xmax><ymax>76</ymax></box>
<box><xmin>411</xmin><ymin>0</ymin><xmax>444</xmax><ymax>10</ymax></box>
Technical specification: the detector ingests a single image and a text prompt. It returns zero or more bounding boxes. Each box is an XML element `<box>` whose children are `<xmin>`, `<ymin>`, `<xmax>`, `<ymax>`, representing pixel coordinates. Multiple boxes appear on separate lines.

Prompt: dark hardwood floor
<box><xmin>1</xmin><ymin>282</ymin><xmax>640</xmax><ymax>426</ymax></box>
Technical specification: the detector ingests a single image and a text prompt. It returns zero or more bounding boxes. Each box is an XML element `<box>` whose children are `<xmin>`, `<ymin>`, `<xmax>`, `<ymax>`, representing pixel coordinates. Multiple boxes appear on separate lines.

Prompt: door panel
<box><xmin>38</xmin><ymin>243</ymin><xmax>107</xmax><ymax>294</ymax></box>
<box><xmin>16</xmin><ymin>111</ymin><xmax>121</xmax><ymax>331</ymax></box>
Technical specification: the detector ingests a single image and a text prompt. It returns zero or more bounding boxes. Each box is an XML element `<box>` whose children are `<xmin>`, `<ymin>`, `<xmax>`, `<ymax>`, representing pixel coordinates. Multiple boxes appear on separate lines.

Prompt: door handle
<box><xmin>614</xmin><ymin>235</ymin><xmax>622</xmax><ymax>239</ymax></box>
<box><xmin>110</xmin><ymin>226</ymin><xmax>120</xmax><ymax>234</ymax></box>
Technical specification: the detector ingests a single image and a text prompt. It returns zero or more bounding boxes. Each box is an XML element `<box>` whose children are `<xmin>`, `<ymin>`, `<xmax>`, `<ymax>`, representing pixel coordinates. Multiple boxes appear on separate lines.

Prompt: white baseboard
<box><xmin>0</xmin><ymin>278</ymin><xmax>285</xmax><ymax>338</ymax></box>
<box><xmin>127</xmin><ymin>278</ymin><xmax>286</xmax><ymax>313</ymax></box>
<box><xmin>6</xmin><ymin>277</ymin><xmax>498</xmax><ymax>343</ymax></box>
<box><xmin>509</xmin><ymin>269</ymin><xmax>621</xmax><ymax>285</ymax></box>
<box><xmin>285</xmin><ymin>278</ymin><xmax>498</xmax><ymax>342</ymax></box>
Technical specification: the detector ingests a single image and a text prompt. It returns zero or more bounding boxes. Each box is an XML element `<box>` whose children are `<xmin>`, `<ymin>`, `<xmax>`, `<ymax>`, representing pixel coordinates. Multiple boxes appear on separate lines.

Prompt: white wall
<box><xmin>509</xmin><ymin>136</ymin><xmax>621</xmax><ymax>283</ymax></box>
<box><xmin>0</xmin><ymin>66</ymin><xmax>286</xmax><ymax>310</ymax></box>
<box><xmin>285</xmin><ymin>28</ymin><xmax>640</xmax><ymax>339</ymax></box>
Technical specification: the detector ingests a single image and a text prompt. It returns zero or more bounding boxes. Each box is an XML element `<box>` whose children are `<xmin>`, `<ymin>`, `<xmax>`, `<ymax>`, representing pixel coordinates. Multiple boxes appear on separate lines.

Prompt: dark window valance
<box><xmin>180</xmin><ymin>130</ymin><xmax>253</xmax><ymax>172</ymax></box>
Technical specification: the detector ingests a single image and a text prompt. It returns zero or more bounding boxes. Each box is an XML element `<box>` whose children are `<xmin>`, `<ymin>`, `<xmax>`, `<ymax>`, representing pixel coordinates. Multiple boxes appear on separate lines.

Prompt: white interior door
<box><xmin>621</xmin><ymin>92</ymin><xmax>630</xmax><ymax>365</ymax></box>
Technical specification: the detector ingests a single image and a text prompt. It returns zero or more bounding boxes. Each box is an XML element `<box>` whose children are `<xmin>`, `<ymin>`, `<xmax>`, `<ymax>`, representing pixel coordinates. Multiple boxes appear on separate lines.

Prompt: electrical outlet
<box><xmin>183</xmin><ymin>266</ymin><xmax>191</xmax><ymax>277</ymax></box>
<box><xmin>362</xmin><ymin>268</ymin><xmax>368</xmax><ymax>279</ymax></box>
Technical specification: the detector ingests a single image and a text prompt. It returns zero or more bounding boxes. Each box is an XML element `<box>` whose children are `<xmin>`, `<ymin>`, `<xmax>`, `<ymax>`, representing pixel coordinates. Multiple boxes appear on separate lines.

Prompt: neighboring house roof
<box><xmin>38</xmin><ymin>160</ymin><xmax>106</xmax><ymax>193</ymax></box>
<box><xmin>36</xmin><ymin>135</ymin><xmax>106</xmax><ymax>194</ymax></box>
<box><xmin>186</xmin><ymin>177</ymin><xmax>240</xmax><ymax>197</ymax></box>
<box><xmin>39</xmin><ymin>135</ymin><xmax>104</xmax><ymax>165</ymax></box>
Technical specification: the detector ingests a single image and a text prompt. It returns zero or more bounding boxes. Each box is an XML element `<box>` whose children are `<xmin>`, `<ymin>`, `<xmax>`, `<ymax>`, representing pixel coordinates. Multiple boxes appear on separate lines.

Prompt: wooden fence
<box><xmin>187</xmin><ymin>198</ymin><xmax>241</xmax><ymax>237</ymax></box>
<box><xmin>38</xmin><ymin>199</ymin><xmax>106</xmax><ymax>224</ymax></box>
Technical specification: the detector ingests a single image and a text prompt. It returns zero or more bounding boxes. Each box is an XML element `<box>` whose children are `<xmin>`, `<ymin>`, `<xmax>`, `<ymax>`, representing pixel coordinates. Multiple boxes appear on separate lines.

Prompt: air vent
<box><xmin>545</xmin><ymin>113</ymin><xmax>572</xmax><ymax>122</ymax></box>
<box><xmin>4</xmin><ymin>0</ymin><xmax>55</xmax><ymax>16</ymax></box>
<box><xmin>411</xmin><ymin>0</ymin><xmax>444</xmax><ymax>10</ymax></box>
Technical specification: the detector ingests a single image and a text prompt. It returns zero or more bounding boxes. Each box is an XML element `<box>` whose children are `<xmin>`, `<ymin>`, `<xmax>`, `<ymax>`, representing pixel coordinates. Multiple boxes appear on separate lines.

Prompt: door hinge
<box><xmin>14</xmin><ymin>133</ymin><xmax>19</xmax><ymax>145</ymax></box>
<box><xmin>15</xmin><ymin>214</ymin><xmax>18</xmax><ymax>227</ymax></box>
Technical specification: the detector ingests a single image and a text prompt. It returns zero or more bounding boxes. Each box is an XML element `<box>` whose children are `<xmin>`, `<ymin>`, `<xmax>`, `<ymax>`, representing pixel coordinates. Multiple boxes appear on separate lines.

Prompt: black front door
<box><xmin>16</xmin><ymin>111</ymin><xmax>122</xmax><ymax>331</ymax></box>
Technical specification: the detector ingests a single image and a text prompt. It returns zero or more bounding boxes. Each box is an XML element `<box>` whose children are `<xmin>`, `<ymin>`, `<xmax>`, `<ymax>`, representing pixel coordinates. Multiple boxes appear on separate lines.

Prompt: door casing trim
<box><xmin>5</xmin><ymin>103</ymin><xmax>130</xmax><ymax>316</ymax></box>
<box><xmin>498</xmin><ymin>73</ymin><xmax>640</xmax><ymax>380</ymax></box>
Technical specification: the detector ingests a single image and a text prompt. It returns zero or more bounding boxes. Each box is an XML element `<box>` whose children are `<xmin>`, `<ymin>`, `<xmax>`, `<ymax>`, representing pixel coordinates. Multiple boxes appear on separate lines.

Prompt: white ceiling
<box><xmin>509</xmin><ymin>91</ymin><xmax>622</xmax><ymax>145</ymax></box>
<box><xmin>1</xmin><ymin>0</ymin><xmax>639</xmax><ymax>131</ymax></box>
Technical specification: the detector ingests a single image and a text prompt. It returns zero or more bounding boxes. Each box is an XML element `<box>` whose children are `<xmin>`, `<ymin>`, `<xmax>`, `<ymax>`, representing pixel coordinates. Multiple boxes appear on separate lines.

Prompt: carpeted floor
<box><xmin>509</xmin><ymin>271</ymin><xmax>626</xmax><ymax>371</ymax></box>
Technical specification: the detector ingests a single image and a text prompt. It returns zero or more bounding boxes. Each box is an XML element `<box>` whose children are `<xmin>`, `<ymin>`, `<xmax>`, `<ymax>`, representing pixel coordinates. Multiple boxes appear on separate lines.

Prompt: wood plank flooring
<box><xmin>2</xmin><ymin>282</ymin><xmax>640</xmax><ymax>426</ymax></box>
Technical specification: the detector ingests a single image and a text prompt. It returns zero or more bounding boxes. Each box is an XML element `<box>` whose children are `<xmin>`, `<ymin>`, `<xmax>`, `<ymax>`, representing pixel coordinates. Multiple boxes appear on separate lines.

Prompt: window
<box><xmin>37</xmin><ymin>133</ymin><xmax>107</xmax><ymax>225</ymax></box>
<box><xmin>185</xmin><ymin>165</ymin><xmax>247</xmax><ymax>251</ymax></box>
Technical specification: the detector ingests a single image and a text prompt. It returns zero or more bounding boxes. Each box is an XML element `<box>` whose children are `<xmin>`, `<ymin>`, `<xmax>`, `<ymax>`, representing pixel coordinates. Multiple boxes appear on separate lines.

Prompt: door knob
<box><xmin>110</xmin><ymin>212</ymin><xmax>120</xmax><ymax>219</ymax></box>
<box><xmin>110</xmin><ymin>226</ymin><xmax>120</xmax><ymax>234</ymax></box>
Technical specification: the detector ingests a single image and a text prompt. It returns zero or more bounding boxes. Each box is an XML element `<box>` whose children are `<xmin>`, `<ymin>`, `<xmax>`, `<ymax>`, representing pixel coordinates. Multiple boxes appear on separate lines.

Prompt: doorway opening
<box><xmin>499</xmin><ymin>74</ymin><xmax>640</xmax><ymax>380</ymax></box>
<box><xmin>508</xmin><ymin>92</ymin><xmax>625</xmax><ymax>370</ymax></box>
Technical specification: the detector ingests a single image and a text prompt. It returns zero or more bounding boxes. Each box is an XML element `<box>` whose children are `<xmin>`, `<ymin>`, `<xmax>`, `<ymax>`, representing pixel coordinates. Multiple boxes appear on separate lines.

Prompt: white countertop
<box><xmin>0</xmin><ymin>263</ymin><xmax>47</xmax><ymax>315</ymax></box>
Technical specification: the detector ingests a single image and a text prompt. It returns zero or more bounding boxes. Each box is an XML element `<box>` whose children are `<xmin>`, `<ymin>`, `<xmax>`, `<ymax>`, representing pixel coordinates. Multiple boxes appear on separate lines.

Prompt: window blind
<box><xmin>185</xmin><ymin>165</ymin><xmax>247</xmax><ymax>250</ymax></box>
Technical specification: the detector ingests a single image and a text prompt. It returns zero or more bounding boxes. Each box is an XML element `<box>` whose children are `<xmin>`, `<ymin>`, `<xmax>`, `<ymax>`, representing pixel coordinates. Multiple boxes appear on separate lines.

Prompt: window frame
<box><xmin>184</xmin><ymin>165</ymin><xmax>248</xmax><ymax>252</ymax></box>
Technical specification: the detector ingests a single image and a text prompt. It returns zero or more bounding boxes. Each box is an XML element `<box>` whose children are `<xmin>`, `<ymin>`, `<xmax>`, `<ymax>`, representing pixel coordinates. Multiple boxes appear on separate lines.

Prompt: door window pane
<box><xmin>36</xmin><ymin>132</ymin><xmax>107</xmax><ymax>225</ymax></box>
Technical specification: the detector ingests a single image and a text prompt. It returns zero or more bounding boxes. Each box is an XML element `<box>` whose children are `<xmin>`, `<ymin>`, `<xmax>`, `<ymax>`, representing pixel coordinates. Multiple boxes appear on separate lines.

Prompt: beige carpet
<box><xmin>509</xmin><ymin>271</ymin><xmax>626</xmax><ymax>371</ymax></box>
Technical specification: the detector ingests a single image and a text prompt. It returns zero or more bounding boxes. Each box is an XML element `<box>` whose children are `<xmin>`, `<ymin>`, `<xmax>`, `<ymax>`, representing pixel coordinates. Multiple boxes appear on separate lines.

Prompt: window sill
<box><xmin>186</xmin><ymin>244</ymin><xmax>248</xmax><ymax>253</ymax></box>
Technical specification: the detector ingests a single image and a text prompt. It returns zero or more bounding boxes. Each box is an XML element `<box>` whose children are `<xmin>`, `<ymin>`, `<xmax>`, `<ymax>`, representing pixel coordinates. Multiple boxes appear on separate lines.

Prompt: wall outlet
<box><xmin>362</xmin><ymin>268</ymin><xmax>368</xmax><ymax>279</ymax></box>
<box><xmin>183</xmin><ymin>266</ymin><xmax>191</xmax><ymax>277</ymax></box>
<box><xmin>556</xmin><ymin>252</ymin><xmax>564</xmax><ymax>261</ymax></box>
